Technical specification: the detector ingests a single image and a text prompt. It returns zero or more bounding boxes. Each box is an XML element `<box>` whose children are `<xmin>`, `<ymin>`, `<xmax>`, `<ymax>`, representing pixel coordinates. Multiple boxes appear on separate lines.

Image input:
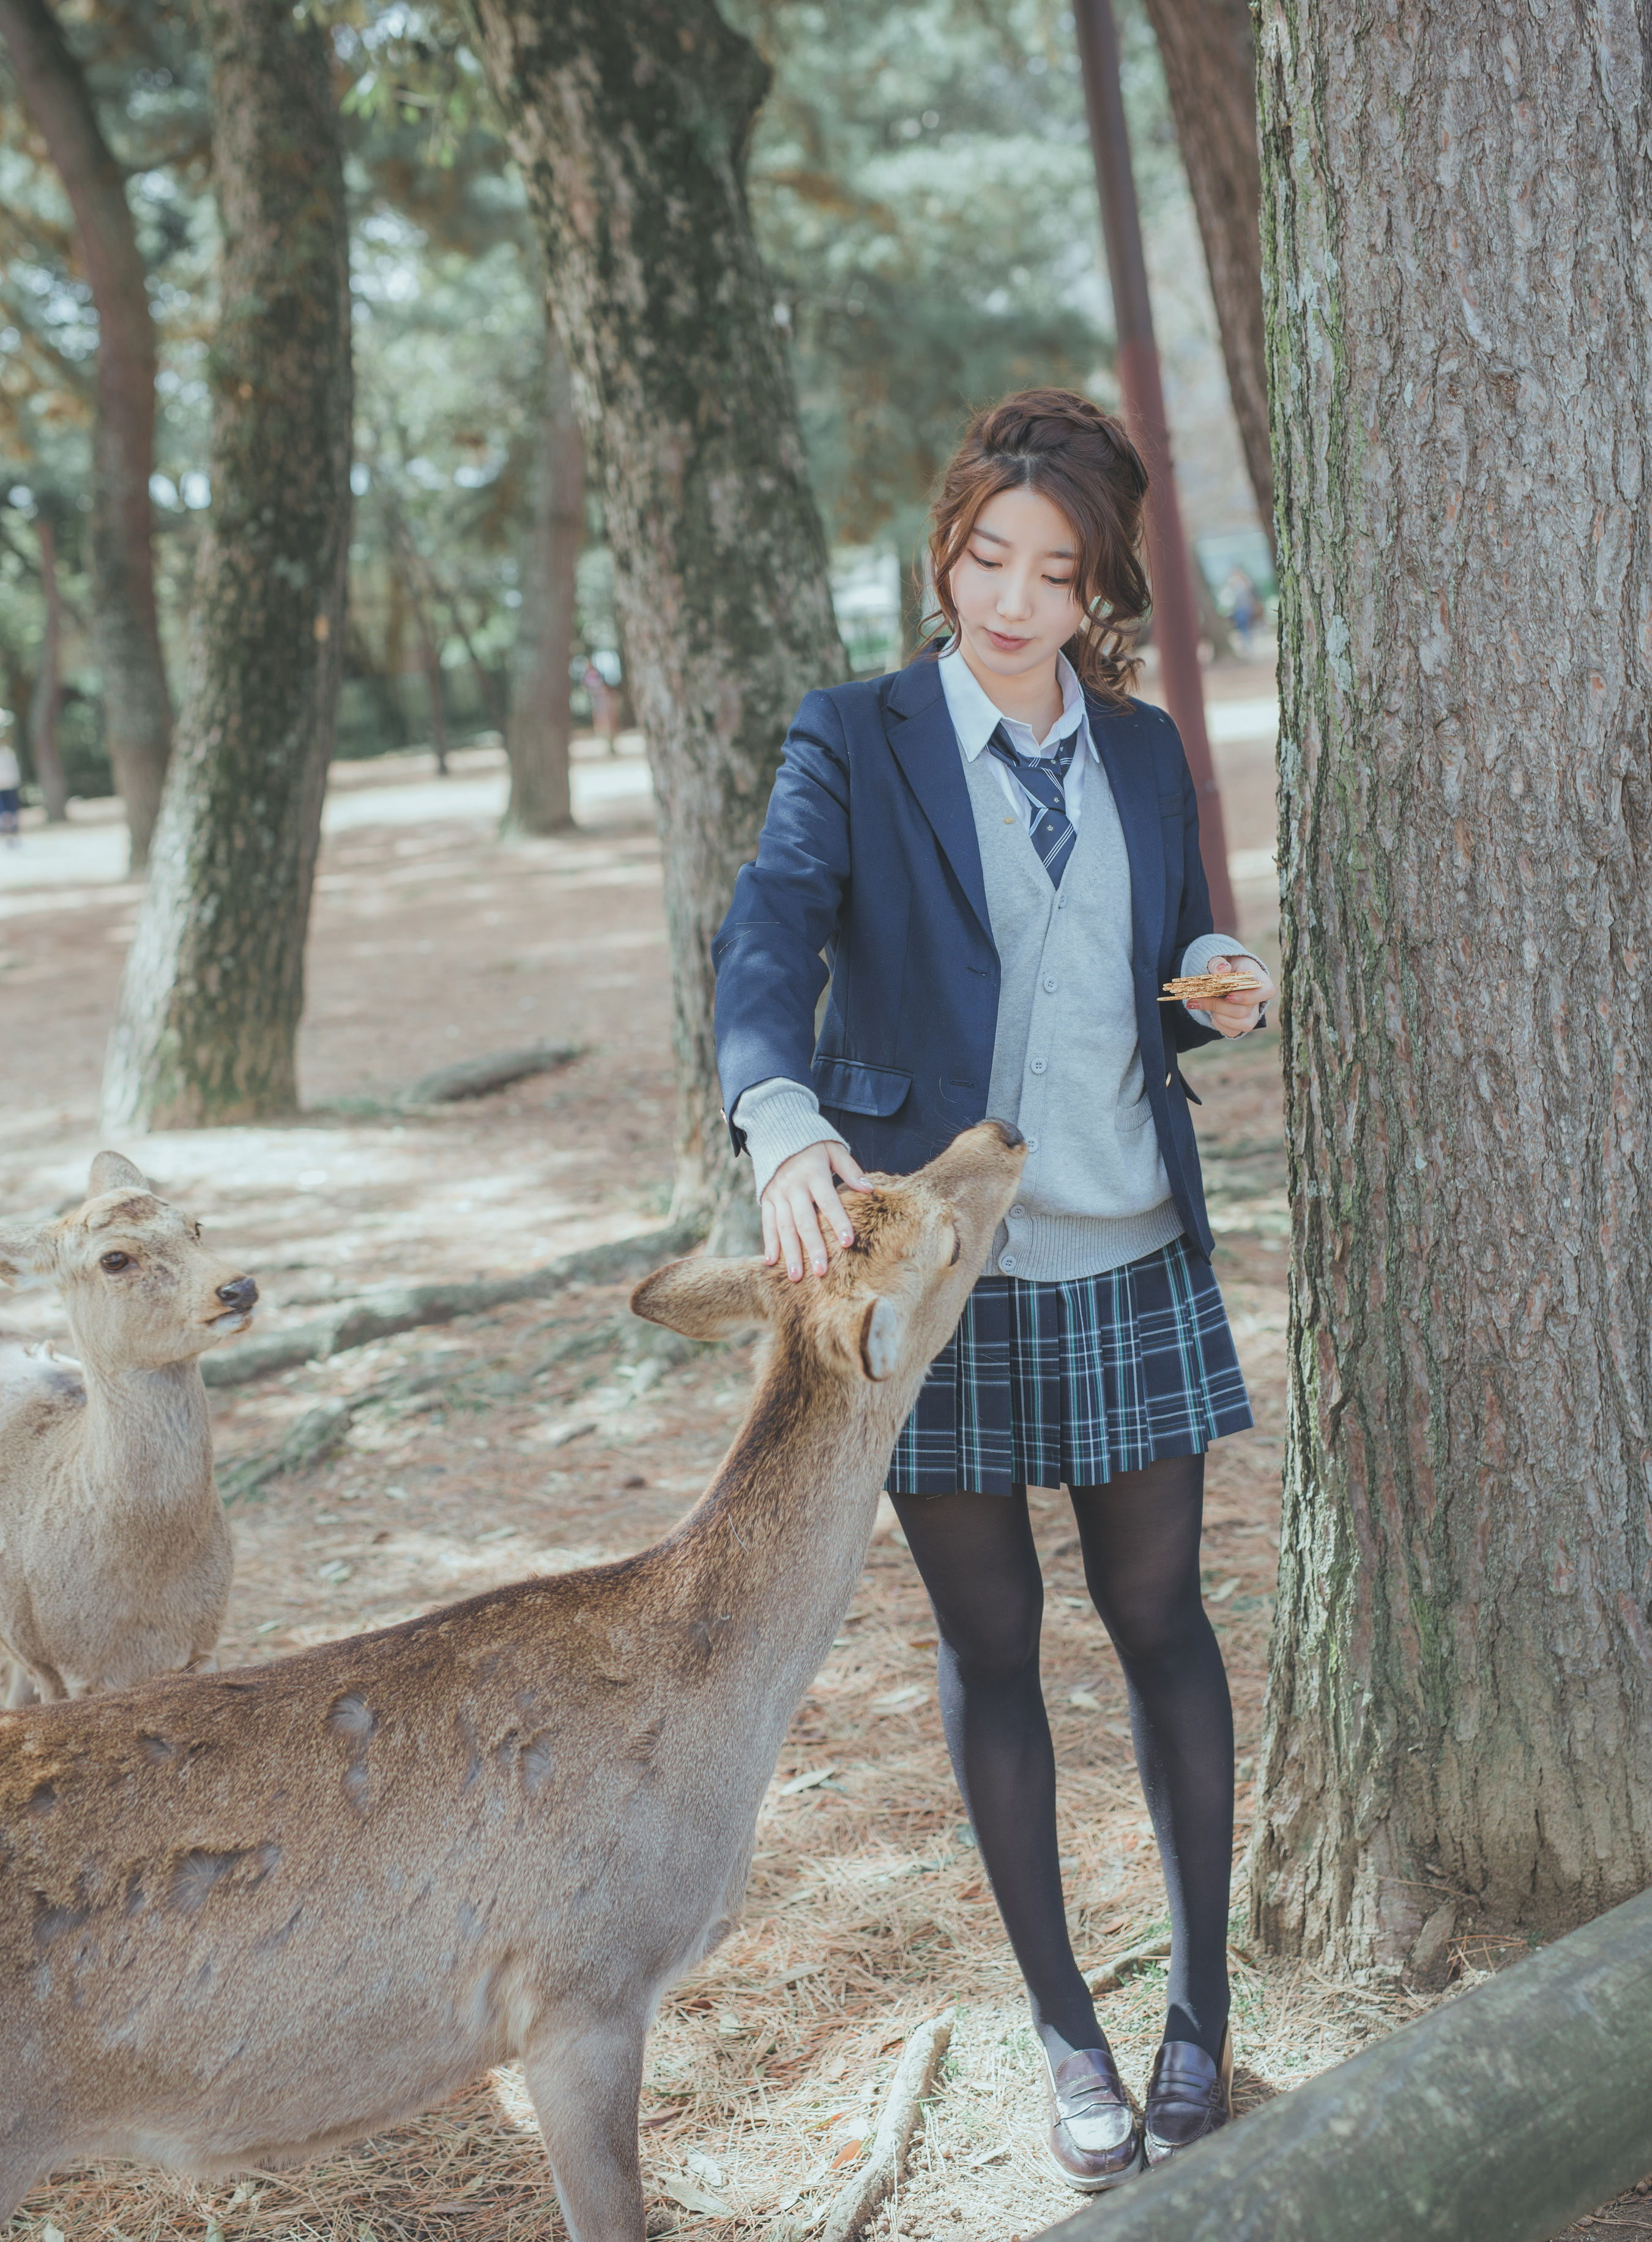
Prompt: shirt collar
<box><xmin>938</xmin><ymin>644</ymin><xmax>1095</xmax><ymax>763</ymax></box>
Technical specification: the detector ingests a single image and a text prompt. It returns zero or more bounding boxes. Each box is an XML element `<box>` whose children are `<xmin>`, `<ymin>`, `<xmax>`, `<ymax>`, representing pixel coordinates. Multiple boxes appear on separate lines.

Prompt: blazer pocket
<box><xmin>811</xmin><ymin>1056</ymin><xmax>913</xmax><ymax>1118</ymax></box>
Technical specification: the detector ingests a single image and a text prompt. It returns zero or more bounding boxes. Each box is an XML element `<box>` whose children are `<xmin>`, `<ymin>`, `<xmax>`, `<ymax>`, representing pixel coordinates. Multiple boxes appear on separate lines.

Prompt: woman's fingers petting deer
<box><xmin>761</xmin><ymin>1140</ymin><xmax>869</xmax><ymax>1281</ymax></box>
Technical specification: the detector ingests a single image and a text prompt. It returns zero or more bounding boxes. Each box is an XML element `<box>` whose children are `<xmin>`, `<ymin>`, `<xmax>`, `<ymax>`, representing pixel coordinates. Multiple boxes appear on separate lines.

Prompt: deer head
<box><xmin>0</xmin><ymin>1152</ymin><xmax>258</xmax><ymax>1373</ymax></box>
<box><xmin>632</xmin><ymin>1118</ymin><xmax>1026</xmax><ymax>1395</ymax></box>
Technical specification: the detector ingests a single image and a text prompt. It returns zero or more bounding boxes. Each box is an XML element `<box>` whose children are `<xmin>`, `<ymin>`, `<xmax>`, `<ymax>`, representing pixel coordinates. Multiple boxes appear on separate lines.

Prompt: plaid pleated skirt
<box><xmin>887</xmin><ymin>1235</ymin><xmax>1252</xmax><ymax>1497</ymax></box>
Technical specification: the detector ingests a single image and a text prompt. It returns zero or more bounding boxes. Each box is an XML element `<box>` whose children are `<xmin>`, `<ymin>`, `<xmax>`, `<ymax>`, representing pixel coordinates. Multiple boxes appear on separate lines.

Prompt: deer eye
<box><xmin>100</xmin><ymin>1251</ymin><xmax>132</xmax><ymax>1273</ymax></box>
<box><xmin>193</xmin><ymin>1223</ymin><xmax>203</xmax><ymax>1240</ymax></box>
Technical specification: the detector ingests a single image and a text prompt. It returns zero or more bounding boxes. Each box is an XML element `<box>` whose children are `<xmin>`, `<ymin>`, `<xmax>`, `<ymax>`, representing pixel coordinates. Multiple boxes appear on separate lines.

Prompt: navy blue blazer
<box><xmin>712</xmin><ymin>652</ymin><xmax>1225</xmax><ymax>1260</ymax></box>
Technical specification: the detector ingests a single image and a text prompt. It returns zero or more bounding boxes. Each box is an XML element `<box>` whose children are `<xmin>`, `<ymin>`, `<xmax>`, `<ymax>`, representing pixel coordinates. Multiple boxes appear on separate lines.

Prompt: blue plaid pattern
<box><xmin>887</xmin><ymin>1237</ymin><xmax>1252</xmax><ymax>1496</ymax></box>
<box><xmin>986</xmin><ymin>721</ymin><xmax>1079</xmax><ymax>887</ymax></box>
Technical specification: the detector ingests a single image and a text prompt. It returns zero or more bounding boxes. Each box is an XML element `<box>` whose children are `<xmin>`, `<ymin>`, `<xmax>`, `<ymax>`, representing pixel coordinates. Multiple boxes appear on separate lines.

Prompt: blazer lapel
<box><xmin>884</xmin><ymin>657</ymin><xmax>992</xmax><ymax>939</ymax></box>
<box><xmin>1087</xmin><ymin>693</ymin><xmax>1165</xmax><ymax>976</ymax></box>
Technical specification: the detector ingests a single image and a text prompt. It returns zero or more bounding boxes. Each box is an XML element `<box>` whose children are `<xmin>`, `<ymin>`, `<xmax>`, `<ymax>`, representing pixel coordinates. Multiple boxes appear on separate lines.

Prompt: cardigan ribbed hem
<box><xmin>733</xmin><ymin>1081</ymin><xmax>848</xmax><ymax>1198</ymax></box>
<box><xmin>981</xmin><ymin>1194</ymin><xmax>1188</xmax><ymax>1283</ymax></box>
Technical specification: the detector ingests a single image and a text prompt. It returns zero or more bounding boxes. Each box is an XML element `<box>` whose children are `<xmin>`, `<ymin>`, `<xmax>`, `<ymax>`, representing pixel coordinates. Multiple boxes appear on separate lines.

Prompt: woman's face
<box><xmin>948</xmin><ymin>485</ymin><xmax>1084</xmax><ymax>684</ymax></box>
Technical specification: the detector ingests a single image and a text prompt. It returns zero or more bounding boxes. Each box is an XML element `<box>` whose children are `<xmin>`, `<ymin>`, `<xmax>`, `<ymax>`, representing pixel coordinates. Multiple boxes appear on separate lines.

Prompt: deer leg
<box><xmin>522</xmin><ymin>2013</ymin><xmax>649</xmax><ymax>2242</ymax></box>
<box><xmin>0</xmin><ymin>2149</ymin><xmax>45</xmax><ymax>2230</ymax></box>
<box><xmin>4</xmin><ymin>1659</ymin><xmax>40</xmax><ymax>1708</ymax></box>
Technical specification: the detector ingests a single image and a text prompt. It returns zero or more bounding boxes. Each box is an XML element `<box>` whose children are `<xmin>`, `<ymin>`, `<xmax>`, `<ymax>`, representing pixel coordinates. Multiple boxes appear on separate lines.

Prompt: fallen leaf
<box><xmin>660</xmin><ymin>2175</ymin><xmax>727</xmax><ymax>2217</ymax></box>
<box><xmin>1207</xmin><ymin>1576</ymin><xmax>1241</xmax><ymax>1603</ymax></box>
<box><xmin>965</xmin><ymin>2142</ymin><xmax>1011</xmax><ymax>2169</ymax></box>
<box><xmin>829</xmin><ymin>2139</ymin><xmax>865</xmax><ymax>2170</ymax></box>
<box><xmin>318</xmin><ymin>1560</ymin><xmax>351</xmax><ymax>1585</ymax></box>
<box><xmin>870</xmin><ymin>1684</ymin><xmax>926</xmax><ymax>1712</ymax></box>
<box><xmin>779</xmin><ymin>1765</ymin><xmax>838</xmax><ymax>1796</ymax></box>
<box><xmin>1068</xmin><ymin>1688</ymin><xmax>1101</xmax><ymax>1711</ymax></box>
<box><xmin>686</xmin><ymin>2151</ymin><xmax>723</xmax><ymax>2188</ymax></box>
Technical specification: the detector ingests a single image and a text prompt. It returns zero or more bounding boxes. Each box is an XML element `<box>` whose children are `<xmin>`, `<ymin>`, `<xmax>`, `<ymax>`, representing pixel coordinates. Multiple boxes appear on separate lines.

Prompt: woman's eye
<box><xmin>100</xmin><ymin>1251</ymin><xmax>132</xmax><ymax>1273</ymax></box>
<box><xmin>967</xmin><ymin>550</ymin><xmax>999</xmax><ymax>569</ymax></box>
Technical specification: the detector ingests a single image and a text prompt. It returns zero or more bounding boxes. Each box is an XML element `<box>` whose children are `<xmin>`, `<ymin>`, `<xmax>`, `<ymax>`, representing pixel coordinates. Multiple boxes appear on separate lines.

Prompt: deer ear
<box><xmin>89</xmin><ymin>1150</ymin><xmax>151</xmax><ymax>1196</ymax></box>
<box><xmin>857</xmin><ymin>1294</ymin><xmax>907</xmax><ymax>1381</ymax></box>
<box><xmin>630</xmin><ymin>1255</ymin><xmax>773</xmax><ymax>1339</ymax></box>
<box><xmin>0</xmin><ymin>1221</ymin><xmax>55</xmax><ymax>1287</ymax></box>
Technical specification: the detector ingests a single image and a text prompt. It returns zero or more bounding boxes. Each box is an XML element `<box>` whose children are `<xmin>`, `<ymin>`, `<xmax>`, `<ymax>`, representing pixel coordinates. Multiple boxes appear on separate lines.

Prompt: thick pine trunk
<box><xmin>503</xmin><ymin>327</ymin><xmax>581</xmax><ymax>837</ymax></box>
<box><xmin>1248</xmin><ymin>1</ymin><xmax>1652</xmax><ymax>1973</ymax></box>
<box><xmin>0</xmin><ymin>0</ymin><xmax>173</xmax><ymax>870</ymax></box>
<box><xmin>27</xmin><ymin>514</ymin><xmax>67</xmax><ymax>822</ymax></box>
<box><xmin>468</xmin><ymin>0</ymin><xmax>846</xmax><ymax>1216</ymax></box>
<box><xmin>1139</xmin><ymin>0</ymin><xmax>1272</xmax><ymax>545</ymax></box>
<box><xmin>101</xmin><ymin>0</ymin><xmax>351</xmax><ymax>1130</ymax></box>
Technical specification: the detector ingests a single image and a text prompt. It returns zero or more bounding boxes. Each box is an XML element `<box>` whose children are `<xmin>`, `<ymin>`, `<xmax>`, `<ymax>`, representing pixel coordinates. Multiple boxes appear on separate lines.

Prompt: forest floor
<box><xmin>2</xmin><ymin>668</ymin><xmax>1646</xmax><ymax>2242</ymax></box>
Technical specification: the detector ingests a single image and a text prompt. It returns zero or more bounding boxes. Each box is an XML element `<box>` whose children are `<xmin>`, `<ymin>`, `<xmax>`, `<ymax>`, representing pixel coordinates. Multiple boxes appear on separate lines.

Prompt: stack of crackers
<box><xmin>1158</xmin><ymin>970</ymin><xmax>1262</xmax><ymax>1005</ymax></box>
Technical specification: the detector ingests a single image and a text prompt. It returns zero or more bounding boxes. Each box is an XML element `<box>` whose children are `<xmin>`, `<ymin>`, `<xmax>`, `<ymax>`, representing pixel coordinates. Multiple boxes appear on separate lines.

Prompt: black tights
<box><xmin>892</xmin><ymin>1454</ymin><xmax>1232</xmax><ymax>2063</ymax></box>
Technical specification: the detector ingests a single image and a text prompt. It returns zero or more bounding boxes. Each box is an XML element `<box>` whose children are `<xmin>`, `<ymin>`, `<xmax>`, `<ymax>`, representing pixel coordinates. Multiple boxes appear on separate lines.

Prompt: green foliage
<box><xmin>0</xmin><ymin>0</ymin><xmax>1201</xmax><ymax>786</ymax></box>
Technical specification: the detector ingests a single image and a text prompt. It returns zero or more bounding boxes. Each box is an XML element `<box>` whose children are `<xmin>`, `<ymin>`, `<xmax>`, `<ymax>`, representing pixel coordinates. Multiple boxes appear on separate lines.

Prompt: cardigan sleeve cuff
<box><xmin>1177</xmin><ymin>931</ymin><xmax>1267</xmax><ymax>1029</ymax></box>
<box><xmin>731</xmin><ymin>1078</ymin><xmax>849</xmax><ymax>1199</ymax></box>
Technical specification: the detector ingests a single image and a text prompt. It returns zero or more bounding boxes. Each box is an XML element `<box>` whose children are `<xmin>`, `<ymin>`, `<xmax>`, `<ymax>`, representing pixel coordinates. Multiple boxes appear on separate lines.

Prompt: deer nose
<box><xmin>217</xmin><ymin>1275</ymin><xmax>258</xmax><ymax>1311</ymax></box>
<box><xmin>988</xmin><ymin>1119</ymin><xmax>1025</xmax><ymax>1150</ymax></box>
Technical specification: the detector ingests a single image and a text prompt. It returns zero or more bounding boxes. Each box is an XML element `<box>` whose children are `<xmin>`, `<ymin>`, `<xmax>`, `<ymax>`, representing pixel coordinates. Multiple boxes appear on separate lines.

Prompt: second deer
<box><xmin>0</xmin><ymin>1119</ymin><xmax>1024</xmax><ymax>2242</ymax></box>
<box><xmin>0</xmin><ymin>1150</ymin><xmax>257</xmax><ymax>1704</ymax></box>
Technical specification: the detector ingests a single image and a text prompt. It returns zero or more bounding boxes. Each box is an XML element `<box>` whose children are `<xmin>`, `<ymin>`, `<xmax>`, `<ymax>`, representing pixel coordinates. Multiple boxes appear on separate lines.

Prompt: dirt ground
<box><xmin>2</xmin><ymin>676</ymin><xmax>1646</xmax><ymax>2242</ymax></box>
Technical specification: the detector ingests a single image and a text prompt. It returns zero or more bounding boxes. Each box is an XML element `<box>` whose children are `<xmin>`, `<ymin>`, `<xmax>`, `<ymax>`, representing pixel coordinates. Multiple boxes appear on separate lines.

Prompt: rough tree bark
<box><xmin>1139</xmin><ymin>0</ymin><xmax>1273</xmax><ymax>545</ymax></box>
<box><xmin>101</xmin><ymin>0</ymin><xmax>351</xmax><ymax>1130</ymax></box>
<box><xmin>467</xmin><ymin>0</ymin><xmax>846</xmax><ymax>1217</ymax></box>
<box><xmin>27</xmin><ymin>513</ymin><xmax>67</xmax><ymax>822</ymax></box>
<box><xmin>0</xmin><ymin>0</ymin><xmax>173</xmax><ymax>868</ymax></box>
<box><xmin>1248</xmin><ymin>1</ymin><xmax>1652</xmax><ymax>1974</ymax></box>
<box><xmin>502</xmin><ymin>326</ymin><xmax>581</xmax><ymax>836</ymax></box>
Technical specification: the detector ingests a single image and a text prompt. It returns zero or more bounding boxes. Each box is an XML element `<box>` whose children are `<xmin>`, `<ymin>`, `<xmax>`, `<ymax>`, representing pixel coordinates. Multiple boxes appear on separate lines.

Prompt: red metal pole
<box><xmin>1072</xmin><ymin>0</ymin><xmax>1240</xmax><ymax>935</ymax></box>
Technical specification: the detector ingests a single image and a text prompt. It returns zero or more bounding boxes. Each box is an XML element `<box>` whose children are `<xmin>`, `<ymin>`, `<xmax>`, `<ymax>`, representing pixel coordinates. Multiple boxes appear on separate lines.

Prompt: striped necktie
<box><xmin>987</xmin><ymin>721</ymin><xmax>1081</xmax><ymax>888</ymax></box>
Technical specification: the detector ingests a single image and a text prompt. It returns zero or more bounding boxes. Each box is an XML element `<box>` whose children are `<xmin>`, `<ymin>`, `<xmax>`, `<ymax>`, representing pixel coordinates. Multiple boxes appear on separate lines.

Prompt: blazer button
<box><xmin>1165</xmin><ymin>1070</ymin><xmax>1173</xmax><ymax>1086</ymax></box>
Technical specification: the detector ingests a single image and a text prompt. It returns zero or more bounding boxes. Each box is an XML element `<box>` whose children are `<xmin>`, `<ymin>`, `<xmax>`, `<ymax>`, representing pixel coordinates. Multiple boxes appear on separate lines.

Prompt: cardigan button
<box><xmin>1029</xmin><ymin>1058</ymin><xmax>1047</xmax><ymax>1075</ymax></box>
<box><xmin>999</xmin><ymin>1254</ymin><xmax>1018</xmax><ymax>1273</ymax></box>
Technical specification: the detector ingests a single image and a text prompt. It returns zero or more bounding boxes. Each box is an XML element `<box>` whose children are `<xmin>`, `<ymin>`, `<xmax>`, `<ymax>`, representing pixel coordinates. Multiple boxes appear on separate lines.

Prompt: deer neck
<box><xmin>664</xmin><ymin>1336</ymin><xmax>907</xmax><ymax>1697</ymax></box>
<box><xmin>74</xmin><ymin>1355</ymin><xmax>215</xmax><ymax>1511</ymax></box>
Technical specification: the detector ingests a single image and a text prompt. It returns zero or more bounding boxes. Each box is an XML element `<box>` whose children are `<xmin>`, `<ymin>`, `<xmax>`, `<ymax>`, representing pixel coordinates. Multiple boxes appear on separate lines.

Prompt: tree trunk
<box><xmin>1248</xmin><ymin>1</ymin><xmax>1652</xmax><ymax>1973</ymax></box>
<box><xmin>1138</xmin><ymin>0</ymin><xmax>1273</xmax><ymax>546</ymax></box>
<box><xmin>0</xmin><ymin>0</ymin><xmax>173</xmax><ymax>870</ymax></box>
<box><xmin>27</xmin><ymin>514</ymin><xmax>68</xmax><ymax>822</ymax></box>
<box><xmin>467</xmin><ymin>0</ymin><xmax>846</xmax><ymax>1217</ymax></box>
<box><xmin>502</xmin><ymin>326</ymin><xmax>581</xmax><ymax>837</ymax></box>
<box><xmin>100</xmin><ymin>0</ymin><xmax>351</xmax><ymax>1131</ymax></box>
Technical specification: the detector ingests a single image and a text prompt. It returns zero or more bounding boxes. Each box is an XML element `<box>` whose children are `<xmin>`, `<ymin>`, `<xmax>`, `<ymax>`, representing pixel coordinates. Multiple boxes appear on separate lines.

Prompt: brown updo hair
<box><xmin>921</xmin><ymin>388</ymin><xmax>1150</xmax><ymax>706</ymax></box>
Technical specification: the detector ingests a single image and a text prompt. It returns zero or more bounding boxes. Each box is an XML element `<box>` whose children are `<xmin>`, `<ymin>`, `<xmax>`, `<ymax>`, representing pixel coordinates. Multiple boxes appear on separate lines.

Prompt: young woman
<box><xmin>712</xmin><ymin>389</ymin><xmax>1274</xmax><ymax>2189</ymax></box>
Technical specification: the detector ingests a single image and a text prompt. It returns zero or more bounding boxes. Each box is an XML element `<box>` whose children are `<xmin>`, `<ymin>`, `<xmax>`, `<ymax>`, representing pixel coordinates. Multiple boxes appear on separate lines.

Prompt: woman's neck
<box><xmin>957</xmin><ymin>639</ymin><xmax>1065</xmax><ymax>737</ymax></box>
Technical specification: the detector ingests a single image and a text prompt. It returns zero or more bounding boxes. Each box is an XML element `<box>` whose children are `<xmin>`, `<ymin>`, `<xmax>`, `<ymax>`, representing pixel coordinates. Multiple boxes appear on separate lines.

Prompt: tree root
<box><xmin>203</xmin><ymin>1215</ymin><xmax>705</xmax><ymax>1387</ymax></box>
<box><xmin>817</xmin><ymin>2014</ymin><xmax>952</xmax><ymax>2242</ymax></box>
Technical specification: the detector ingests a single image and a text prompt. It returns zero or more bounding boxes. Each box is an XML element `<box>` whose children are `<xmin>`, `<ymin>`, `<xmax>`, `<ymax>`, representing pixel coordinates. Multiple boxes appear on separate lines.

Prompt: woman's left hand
<box><xmin>1197</xmin><ymin>954</ymin><xmax>1276</xmax><ymax>1038</ymax></box>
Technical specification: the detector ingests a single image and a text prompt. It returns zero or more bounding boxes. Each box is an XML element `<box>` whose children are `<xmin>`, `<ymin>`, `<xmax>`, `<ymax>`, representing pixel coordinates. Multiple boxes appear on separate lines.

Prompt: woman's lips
<box><xmin>984</xmin><ymin>630</ymin><xmax>1030</xmax><ymax>651</ymax></box>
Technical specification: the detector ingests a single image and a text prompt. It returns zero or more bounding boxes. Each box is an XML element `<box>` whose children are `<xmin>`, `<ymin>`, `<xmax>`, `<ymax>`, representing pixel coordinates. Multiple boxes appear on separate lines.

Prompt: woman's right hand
<box><xmin>761</xmin><ymin>1140</ymin><xmax>870</xmax><ymax>1281</ymax></box>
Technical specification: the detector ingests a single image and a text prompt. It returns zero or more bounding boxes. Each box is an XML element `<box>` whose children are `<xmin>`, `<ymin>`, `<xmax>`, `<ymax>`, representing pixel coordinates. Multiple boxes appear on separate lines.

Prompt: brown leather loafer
<box><xmin>1044</xmin><ymin>2044</ymin><xmax>1144</xmax><ymax>2191</ymax></box>
<box><xmin>1142</xmin><ymin>2026</ymin><xmax>1233</xmax><ymax>2166</ymax></box>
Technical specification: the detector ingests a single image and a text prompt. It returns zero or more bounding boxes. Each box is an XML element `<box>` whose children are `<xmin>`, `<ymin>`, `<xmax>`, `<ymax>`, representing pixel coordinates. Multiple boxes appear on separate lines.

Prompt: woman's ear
<box><xmin>630</xmin><ymin>1255</ymin><xmax>774</xmax><ymax>1340</ymax></box>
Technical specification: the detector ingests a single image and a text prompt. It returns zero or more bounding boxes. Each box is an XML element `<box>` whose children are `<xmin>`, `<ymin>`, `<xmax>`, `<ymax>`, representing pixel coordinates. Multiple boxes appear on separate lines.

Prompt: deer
<box><xmin>0</xmin><ymin>1150</ymin><xmax>257</xmax><ymax>1707</ymax></box>
<box><xmin>0</xmin><ymin>1119</ymin><xmax>1025</xmax><ymax>2242</ymax></box>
